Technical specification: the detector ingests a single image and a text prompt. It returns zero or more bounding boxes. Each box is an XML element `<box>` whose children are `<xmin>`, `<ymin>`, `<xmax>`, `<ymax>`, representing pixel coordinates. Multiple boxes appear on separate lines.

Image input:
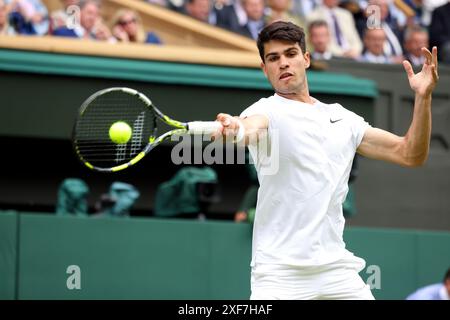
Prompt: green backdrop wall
<box><xmin>1</xmin><ymin>211</ymin><xmax>449</xmax><ymax>300</ymax></box>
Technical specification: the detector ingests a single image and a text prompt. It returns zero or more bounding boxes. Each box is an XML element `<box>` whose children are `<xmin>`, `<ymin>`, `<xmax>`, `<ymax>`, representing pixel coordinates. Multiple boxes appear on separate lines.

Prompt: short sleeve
<box><xmin>350</xmin><ymin>112</ymin><xmax>371</xmax><ymax>149</ymax></box>
<box><xmin>239</xmin><ymin>99</ymin><xmax>276</xmax><ymax>171</ymax></box>
<box><xmin>240</xmin><ymin>99</ymin><xmax>272</xmax><ymax>121</ymax></box>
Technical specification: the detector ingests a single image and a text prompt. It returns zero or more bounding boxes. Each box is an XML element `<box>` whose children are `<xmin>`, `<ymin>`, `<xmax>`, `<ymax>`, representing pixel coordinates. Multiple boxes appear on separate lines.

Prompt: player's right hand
<box><xmin>213</xmin><ymin>113</ymin><xmax>241</xmax><ymax>141</ymax></box>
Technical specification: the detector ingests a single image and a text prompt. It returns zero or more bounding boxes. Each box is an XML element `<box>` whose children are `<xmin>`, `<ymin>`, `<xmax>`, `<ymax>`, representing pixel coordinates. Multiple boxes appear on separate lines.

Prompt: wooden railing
<box><xmin>0</xmin><ymin>35</ymin><xmax>261</xmax><ymax>67</ymax></box>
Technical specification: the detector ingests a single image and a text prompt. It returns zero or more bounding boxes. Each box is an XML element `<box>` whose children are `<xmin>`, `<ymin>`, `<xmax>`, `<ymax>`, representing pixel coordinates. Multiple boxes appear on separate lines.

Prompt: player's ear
<box><xmin>261</xmin><ymin>61</ymin><xmax>268</xmax><ymax>77</ymax></box>
<box><xmin>304</xmin><ymin>52</ymin><xmax>311</xmax><ymax>69</ymax></box>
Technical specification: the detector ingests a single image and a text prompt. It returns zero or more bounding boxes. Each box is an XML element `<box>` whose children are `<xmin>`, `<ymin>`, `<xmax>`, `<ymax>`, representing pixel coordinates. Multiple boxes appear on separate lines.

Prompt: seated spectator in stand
<box><xmin>360</xmin><ymin>0</ymin><xmax>404</xmax><ymax>64</ymax></box>
<box><xmin>0</xmin><ymin>0</ymin><xmax>15</xmax><ymax>35</ymax></box>
<box><xmin>146</xmin><ymin>0</ymin><xmax>168</xmax><ymax>7</ymax></box>
<box><xmin>185</xmin><ymin>0</ymin><xmax>212</xmax><ymax>23</ymax></box>
<box><xmin>406</xmin><ymin>267</ymin><xmax>450</xmax><ymax>300</ymax></box>
<box><xmin>429</xmin><ymin>1</ymin><xmax>450</xmax><ymax>63</ymax></box>
<box><xmin>308</xmin><ymin>20</ymin><xmax>334</xmax><ymax>60</ymax></box>
<box><xmin>291</xmin><ymin>0</ymin><xmax>319</xmax><ymax>20</ymax></box>
<box><xmin>359</xmin><ymin>28</ymin><xmax>394</xmax><ymax>63</ymax></box>
<box><xmin>403</xmin><ymin>25</ymin><xmax>429</xmax><ymax>65</ymax></box>
<box><xmin>110</xmin><ymin>9</ymin><xmax>162</xmax><ymax>44</ymax></box>
<box><xmin>8</xmin><ymin>0</ymin><xmax>49</xmax><ymax>35</ymax></box>
<box><xmin>52</xmin><ymin>0</ymin><xmax>99</xmax><ymax>39</ymax></box>
<box><xmin>94</xmin><ymin>19</ymin><xmax>116</xmax><ymax>42</ymax></box>
<box><xmin>239</xmin><ymin>0</ymin><xmax>265</xmax><ymax>40</ymax></box>
<box><xmin>307</xmin><ymin>0</ymin><xmax>362</xmax><ymax>58</ymax></box>
<box><xmin>265</xmin><ymin>0</ymin><xmax>305</xmax><ymax>30</ymax></box>
<box><xmin>50</xmin><ymin>0</ymin><xmax>79</xmax><ymax>32</ymax></box>
<box><xmin>403</xmin><ymin>0</ymin><xmax>447</xmax><ymax>26</ymax></box>
<box><xmin>214</xmin><ymin>0</ymin><xmax>247</xmax><ymax>34</ymax></box>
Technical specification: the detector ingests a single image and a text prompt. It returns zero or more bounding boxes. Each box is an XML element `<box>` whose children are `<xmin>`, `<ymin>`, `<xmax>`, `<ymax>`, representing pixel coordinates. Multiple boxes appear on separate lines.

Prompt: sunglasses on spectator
<box><xmin>118</xmin><ymin>18</ymin><xmax>137</xmax><ymax>26</ymax></box>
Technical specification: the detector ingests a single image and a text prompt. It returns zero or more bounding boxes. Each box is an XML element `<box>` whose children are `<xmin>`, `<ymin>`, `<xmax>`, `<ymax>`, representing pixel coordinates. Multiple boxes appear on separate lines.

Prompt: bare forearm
<box><xmin>239</xmin><ymin>115</ymin><xmax>268</xmax><ymax>145</ymax></box>
<box><xmin>215</xmin><ymin>113</ymin><xmax>268</xmax><ymax>145</ymax></box>
<box><xmin>357</xmin><ymin>47</ymin><xmax>438</xmax><ymax>168</ymax></box>
<box><xmin>403</xmin><ymin>93</ymin><xmax>432</xmax><ymax>166</ymax></box>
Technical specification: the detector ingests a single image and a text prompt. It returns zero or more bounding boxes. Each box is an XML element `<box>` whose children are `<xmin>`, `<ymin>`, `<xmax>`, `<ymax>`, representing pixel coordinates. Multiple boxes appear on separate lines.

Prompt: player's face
<box><xmin>261</xmin><ymin>40</ymin><xmax>310</xmax><ymax>96</ymax></box>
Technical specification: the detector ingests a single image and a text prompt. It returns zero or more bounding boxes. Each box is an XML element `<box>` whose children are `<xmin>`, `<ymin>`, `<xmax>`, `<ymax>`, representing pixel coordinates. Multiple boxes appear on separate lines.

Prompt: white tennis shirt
<box><xmin>240</xmin><ymin>94</ymin><xmax>371</xmax><ymax>267</ymax></box>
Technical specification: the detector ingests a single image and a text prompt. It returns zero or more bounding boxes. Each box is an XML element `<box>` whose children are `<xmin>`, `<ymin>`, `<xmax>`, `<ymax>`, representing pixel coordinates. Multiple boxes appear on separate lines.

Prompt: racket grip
<box><xmin>187</xmin><ymin>121</ymin><xmax>222</xmax><ymax>135</ymax></box>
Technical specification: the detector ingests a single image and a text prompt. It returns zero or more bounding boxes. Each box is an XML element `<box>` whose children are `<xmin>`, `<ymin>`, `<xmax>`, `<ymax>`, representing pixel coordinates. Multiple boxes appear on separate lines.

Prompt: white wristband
<box><xmin>233</xmin><ymin>120</ymin><xmax>245</xmax><ymax>144</ymax></box>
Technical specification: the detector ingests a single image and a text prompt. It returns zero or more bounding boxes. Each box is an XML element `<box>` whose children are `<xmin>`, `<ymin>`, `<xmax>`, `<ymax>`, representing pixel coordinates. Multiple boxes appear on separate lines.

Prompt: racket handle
<box><xmin>187</xmin><ymin>121</ymin><xmax>222</xmax><ymax>135</ymax></box>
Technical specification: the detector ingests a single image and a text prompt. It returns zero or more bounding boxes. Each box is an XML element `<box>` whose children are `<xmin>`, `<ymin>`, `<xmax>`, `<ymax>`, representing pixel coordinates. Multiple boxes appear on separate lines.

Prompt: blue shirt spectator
<box><xmin>52</xmin><ymin>0</ymin><xmax>99</xmax><ymax>39</ymax></box>
<box><xmin>406</xmin><ymin>268</ymin><xmax>450</xmax><ymax>300</ymax></box>
<box><xmin>406</xmin><ymin>283</ymin><xmax>449</xmax><ymax>300</ymax></box>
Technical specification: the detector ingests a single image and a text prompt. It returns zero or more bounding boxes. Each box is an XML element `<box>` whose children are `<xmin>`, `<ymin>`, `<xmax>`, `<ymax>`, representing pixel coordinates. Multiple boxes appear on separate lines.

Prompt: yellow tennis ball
<box><xmin>109</xmin><ymin>121</ymin><xmax>132</xmax><ymax>144</ymax></box>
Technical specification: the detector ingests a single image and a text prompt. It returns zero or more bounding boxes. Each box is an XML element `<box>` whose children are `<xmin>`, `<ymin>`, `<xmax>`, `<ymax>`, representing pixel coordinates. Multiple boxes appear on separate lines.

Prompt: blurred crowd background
<box><xmin>1</xmin><ymin>0</ymin><xmax>449</xmax><ymax>64</ymax></box>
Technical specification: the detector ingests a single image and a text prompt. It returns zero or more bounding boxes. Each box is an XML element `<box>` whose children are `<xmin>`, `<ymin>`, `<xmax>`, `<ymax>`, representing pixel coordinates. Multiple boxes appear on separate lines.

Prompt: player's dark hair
<box><xmin>257</xmin><ymin>21</ymin><xmax>307</xmax><ymax>62</ymax></box>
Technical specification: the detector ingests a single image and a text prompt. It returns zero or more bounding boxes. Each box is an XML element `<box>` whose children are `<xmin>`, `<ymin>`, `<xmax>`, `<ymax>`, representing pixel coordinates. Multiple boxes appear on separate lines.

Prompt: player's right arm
<box><xmin>213</xmin><ymin>113</ymin><xmax>269</xmax><ymax>145</ymax></box>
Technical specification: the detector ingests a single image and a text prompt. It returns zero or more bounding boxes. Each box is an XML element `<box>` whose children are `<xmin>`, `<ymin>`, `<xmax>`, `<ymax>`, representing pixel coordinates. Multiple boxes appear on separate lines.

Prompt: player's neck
<box><xmin>276</xmin><ymin>90</ymin><xmax>314</xmax><ymax>105</ymax></box>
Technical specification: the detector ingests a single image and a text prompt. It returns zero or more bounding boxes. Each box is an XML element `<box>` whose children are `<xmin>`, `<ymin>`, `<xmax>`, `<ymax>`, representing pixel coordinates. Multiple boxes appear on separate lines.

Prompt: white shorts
<box><xmin>250</xmin><ymin>257</ymin><xmax>375</xmax><ymax>300</ymax></box>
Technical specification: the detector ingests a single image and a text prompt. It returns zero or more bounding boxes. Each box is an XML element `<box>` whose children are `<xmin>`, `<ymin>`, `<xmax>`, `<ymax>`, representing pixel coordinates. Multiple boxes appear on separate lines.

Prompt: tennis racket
<box><xmin>72</xmin><ymin>87</ymin><xmax>222</xmax><ymax>172</ymax></box>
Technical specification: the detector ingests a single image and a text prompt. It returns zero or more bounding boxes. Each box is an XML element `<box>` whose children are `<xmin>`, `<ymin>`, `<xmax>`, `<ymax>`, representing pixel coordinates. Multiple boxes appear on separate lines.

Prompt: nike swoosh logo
<box><xmin>330</xmin><ymin>118</ymin><xmax>343</xmax><ymax>123</ymax></box>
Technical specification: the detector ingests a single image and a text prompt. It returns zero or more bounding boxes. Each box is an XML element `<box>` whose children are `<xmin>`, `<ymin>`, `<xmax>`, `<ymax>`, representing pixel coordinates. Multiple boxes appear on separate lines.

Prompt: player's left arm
<box><xmin>357</xmin><ymin>47</ymin><xmax>439</xmax><ymax>167</ymax></box>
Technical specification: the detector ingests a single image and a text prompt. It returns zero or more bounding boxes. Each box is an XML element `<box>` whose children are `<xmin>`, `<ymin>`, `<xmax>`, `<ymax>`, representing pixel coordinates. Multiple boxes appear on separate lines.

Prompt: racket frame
<box><xmin>73</xmin><ymin>87</ymin><xmax>189</xmax><ymax>173</ymax></box>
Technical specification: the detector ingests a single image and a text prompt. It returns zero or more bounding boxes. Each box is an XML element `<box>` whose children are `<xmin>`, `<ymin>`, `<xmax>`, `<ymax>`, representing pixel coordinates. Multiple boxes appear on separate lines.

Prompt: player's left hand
<box><xmin>403</xmin><ymin>46</ymin><xmax>439</xmax><ymax>97</ymax></box>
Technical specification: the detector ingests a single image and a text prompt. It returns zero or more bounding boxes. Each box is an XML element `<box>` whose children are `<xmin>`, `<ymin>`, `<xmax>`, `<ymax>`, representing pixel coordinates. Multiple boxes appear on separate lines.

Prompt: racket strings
<box><xmin>74</xmin><ymin>91</ymin><xmax>156</xmax><ymax>167</ymax></box>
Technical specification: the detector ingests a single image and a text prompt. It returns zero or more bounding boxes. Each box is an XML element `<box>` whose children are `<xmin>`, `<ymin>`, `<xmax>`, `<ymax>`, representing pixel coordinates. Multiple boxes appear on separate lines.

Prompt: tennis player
<box><xmin>214</xmin><ymin>21</ymin><xmax>439</xmax><ymax>300</ymax></box>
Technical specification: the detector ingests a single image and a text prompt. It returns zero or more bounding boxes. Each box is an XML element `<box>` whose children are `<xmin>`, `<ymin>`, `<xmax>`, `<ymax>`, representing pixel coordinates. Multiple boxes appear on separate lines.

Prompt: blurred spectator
<box><xmin>403</xmin><ymin>25</ymin><xmax>429</xmax><ymax>65</ymax></box>
<box><xmin>359</xmin><ymin>28</ymin><xmax>393</xmax><ymax>63</ymax></box>
<box><xmin>291</xmin><ymin>0</ymin><xmax>319</xmax><ymax>19</ymax></box>
<box><xmin>308</xmin><ymin>20</ymin><xmax>334</xmax><ymax>60</ymax></box>
<box><xmin>403</xmin><ymin>0</ymin><xmax>447</xmax><ymax>26</ymax></box>
<box><xmin>52</xmin><ymin>0</ymin><xmax>99</xmax><ymax>39</ymax></box>
<box><xmin>94</xmin><ymin>19</ymin><xmax>116</xmax><ymax>42</ymax></box>
<box><xmin>307</xmin><ymin>0</ymin><xmax>363</xmax><ymax>58</ymax></box>
<box><xmin>213</xmin><ymin>0</ymin><xmax>233</xmax><ymax>9</ymax></box>
<box><xmin>406</xmin><ymin>267</ymin><xmax>450</xmax><ymax>300</ymax></box>
<box><xmin>167</xmin><ymin>0</ymin><xmax>186</xmax><ymax>13</ymax></box>
<box><xmin>50</xmin><ymin>0</ymin><xmax>79</xmax><ymax>32</ymax></box>
<box><xmin>214</xmin><ymin>0</ymin><xmax>248</xmax><ymax>34</ymax></box>
<box><xmin>0</xmin><ymin>0</ymin><xmax>15</xmax><ymax>34</ymax></box>
<box><xmin>234</xmin><ymin>184</ymin><xmax>258</xmax><ymax>222</ymax></box>
<box><xmin>265</xmin><ymin>0</ymin><xmax>305</xmax><ymax>29</ymax></box>
<box><xmin>239</xmin><ymin>0</ymin><xmax>265</xmax><ymax>39</ymax></box>
<box><xmin>358</xmin><ymin>0</ymin><xmax>404</xmax><ymax>63</ymax></box>
<box><xmin>146</xmin><ymin>0</ymin><xmax>168</xmax><ymax>7</ymax></box>
<box><xmin>110</xmin><ymin>9</ymin><xmax>162</xmax><ymax>44</ymax></box>
<box><xmin>9</xmin><ymin>0</ymin><xmax>49</xmax><ymax>35</ymax></box>
<box><xmin>356</xmin><ymin>0</ymin><xmax>407</xmax><ymax>30</ymax></box>
<box><xmin>185</xmin><ymin>0</ymin><xmax>212</xmax><ymax>23</ymax></box>
<box><xmin>429</xmin><ymin>1</ymin><xmax>450</xmax><ymax>63</ymax></box>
